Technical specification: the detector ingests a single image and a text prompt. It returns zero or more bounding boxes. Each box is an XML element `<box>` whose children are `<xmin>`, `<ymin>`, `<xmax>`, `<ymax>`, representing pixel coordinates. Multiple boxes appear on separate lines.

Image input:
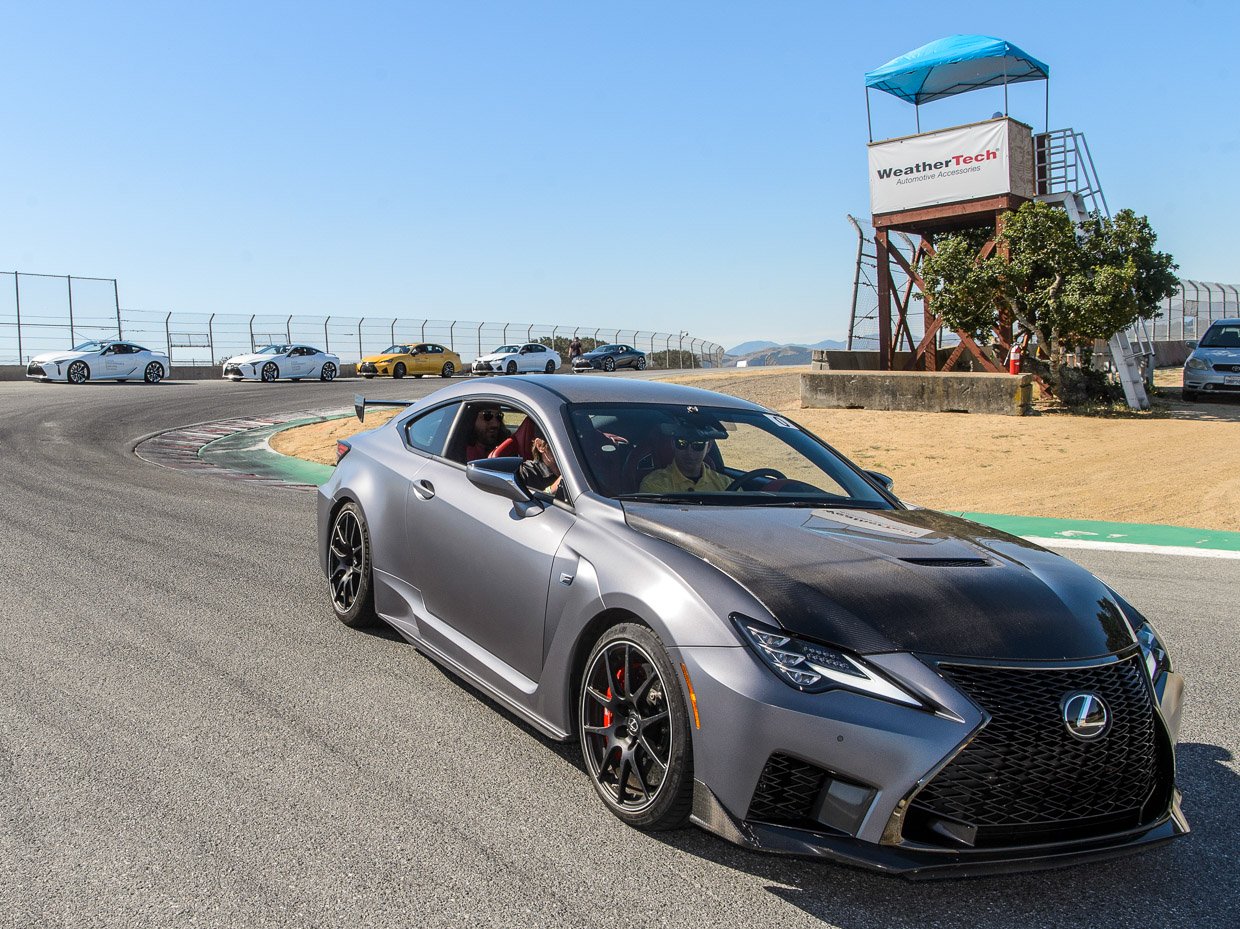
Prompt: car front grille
<box><xmin>358</xmin><ymin>363</ymin><xmax>377</xmax><ymax>373</ymax></box>
<box><xmin>1212</xmin><ymin>363</ymin><xmax>1240</xmax><ymax>372</ymax></box>
<box><xmin>907</xmin><ymin>656</ymin><xmax>1169</xmax><ymax>848</ymax></box>
<box><xmin>223</xmin><ymin>365</ymin><xmax>242</xmax><ymax>376</ymax></box>
<box><xmin>26</xmin><ymin>362</ymin><xmax>46</xmax><ymax>376</ymax></box>
<box><xmin>747</xmin><ymin>753</ymin><xmax>828</xmax><ymax>826</ymax></box>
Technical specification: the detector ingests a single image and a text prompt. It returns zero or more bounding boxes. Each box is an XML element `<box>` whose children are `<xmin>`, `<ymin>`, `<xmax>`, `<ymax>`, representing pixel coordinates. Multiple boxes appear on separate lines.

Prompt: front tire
<box><xmin>545</xmin><ymin>360</ymin><xmax>557</xmax><ymax>374</ymax></box>
<box><xmin>506</xmin><ymin>360</ymin><xmax>518</xmax><ymax>375</ymax></box>
<box><xmin>328</xmin><ymin>502</ymin><xmax>377</xmax><ymax>628</ymax></box>
<box><xmin>320</xmin><ymin>362</ymin><xmax>337</xmax><ymax>382</ymax></box>
<box><xmin>261</xmin><ymin>362</ymin><xmax>279</xmax><ymax>382</ymax></box>
<box><xmin>393</xmin><ymin>362</ymin><xmax>406</xmax><ymax>379</ymax></box>
<box><xmin>441</xmin><ymin>362</ymin><xmax>455</xmax><ymax>378</ymax></box>
<box><xmin>602</xmin><ymin>356</ymin><xmax>616</xmax><ymax>372</ymax></box>
<box><xmin>67</xmin><ymin>361</ymin><xmax>89</xmax><ymax>384</ymax></box>
<box><xmin>143</xmin><ymin>362</ymin><xmax>164</xmax><ymax>384</ymax></box>
<box><xmin>636</xmin><ymin>356</ymin><xmax>647</xmax><ymax>371</ymax></box>
<box><xmin>579</xmin><ymin>623</ymin><xmax>693</xmax><ymax>830</ymax></box>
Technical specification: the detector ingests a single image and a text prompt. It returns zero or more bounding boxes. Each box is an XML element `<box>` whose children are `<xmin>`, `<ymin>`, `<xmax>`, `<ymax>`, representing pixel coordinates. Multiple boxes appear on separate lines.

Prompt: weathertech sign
<box><xmin>868</xmin><ymin>119</ymin><xmax>1012</xmax><ymax>215</ymax></box>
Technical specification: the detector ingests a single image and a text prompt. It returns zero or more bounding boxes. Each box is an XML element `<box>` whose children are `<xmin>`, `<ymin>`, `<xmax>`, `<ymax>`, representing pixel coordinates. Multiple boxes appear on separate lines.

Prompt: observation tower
<box><xmin>848</xmin><ymin>35</ymin><xmax>1144</xmax><ymax>400</ymax></box>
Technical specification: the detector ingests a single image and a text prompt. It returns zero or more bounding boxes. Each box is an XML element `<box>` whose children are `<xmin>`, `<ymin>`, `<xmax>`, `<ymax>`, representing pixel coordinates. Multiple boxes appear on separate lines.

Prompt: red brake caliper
<box><xmin>601</xmin><ymin>666</ymin><xmax>626</xmax><ymax>729</ymax></box>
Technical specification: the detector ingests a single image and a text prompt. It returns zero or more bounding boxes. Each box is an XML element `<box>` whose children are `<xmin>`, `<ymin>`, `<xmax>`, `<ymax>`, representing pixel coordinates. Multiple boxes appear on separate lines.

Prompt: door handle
<box><xmin>413</xmin><ymin>479</ymin><xmax>435</xmax><ymax>500</ymax></box>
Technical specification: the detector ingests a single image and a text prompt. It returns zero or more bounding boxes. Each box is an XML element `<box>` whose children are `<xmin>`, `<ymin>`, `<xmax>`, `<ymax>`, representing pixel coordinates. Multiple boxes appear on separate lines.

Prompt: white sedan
<box><xmin>26</xmin><ymin>340</ymin><xmax>169</xmax><ymax>384</ymax></box>
<box><xmin>222</xmin><ymin>344</ymin><xmax>341</xmax><ymax>382</ymax></box>
<box><xmin>471</xmin><ymin>342</ymin><xmax>562</xmax><ymax>376</ymax></box>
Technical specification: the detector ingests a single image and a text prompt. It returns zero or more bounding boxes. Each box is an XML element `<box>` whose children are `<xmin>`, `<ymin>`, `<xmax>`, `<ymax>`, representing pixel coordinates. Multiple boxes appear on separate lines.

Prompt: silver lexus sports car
<box><xmin>318</xmin><ymin>376</ymin><xmax>1187</xmax><ymax>878</ymax></box>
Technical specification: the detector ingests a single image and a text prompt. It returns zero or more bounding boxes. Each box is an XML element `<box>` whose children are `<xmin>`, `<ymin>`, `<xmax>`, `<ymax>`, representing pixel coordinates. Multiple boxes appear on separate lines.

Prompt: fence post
<box><xmin>67</xmin><ymin>275</ymin><xmax>76</xmax><ymax>346</ymax></box>
<box><xmin>527</xmin><ymin>324</ymin><xmax>533</xmax><ymax>342</ymax></box>
<box><xmin>248</xmin><ymin>315</ymin><xmax>256</xmax><ymax>352</ymax></box>
<box><xmin>665</xmin><ymin>334</ymin><xmax>672</xmax><ymax>368</ymax></box>
<box><xmin>390</xmin><ymin>318</ymin><xmax>396</xmax><ymax>344</ymax></box>
<box><xmin>208</xmin><ymin>314</ymin><xmax>216</xmax><ymax>365</ymax></box>
<box><xmin>613</xmin><ymin>330</ymin><xmax>620</xmax><ymax>343</ymax></box>
<box><xmin>286</xmin><ymin>315</ymin><xmax>292</xmax><ymax>342</ymax></box>
<box><xmin>476</xmin><ymin>322</ymin><xmax>484</xmax><ymax>357</ymax></box>
<box><xmin>421</xmin><ymin>320</ymin><xmax>427</xmax><ymax>341</ymax></box>
<box><xmin>358</xmin><ymin>318</ymin><xmax>365</xmax><ymax>359</ymax></box>
<box><xmin>503</xmin><ymin>323</ymin><xmax>509</xmax><ymax>342</ymax></box>
<box><xmin>449</xmin><ymin>321</ymin><xmax>456</xmax><ymax>351</ymax></box>
<box><xmin>14</xmin><ymin>273</ymin><xmax>22</xmax><ymax>363</ymax></box>
<box><xmin>165</xmin><ymin>312</ymin><xmax>172</xmax><ymax>366</ymax></box>
<box><xmin>113</xmin><ymin>279</ymin><xmax>122</xmax><ymax>338</ymax></box>
<box><xmin>324</xmin><ymin>316</ymin><xmax>331</xmax><ymax>353</ymax></box>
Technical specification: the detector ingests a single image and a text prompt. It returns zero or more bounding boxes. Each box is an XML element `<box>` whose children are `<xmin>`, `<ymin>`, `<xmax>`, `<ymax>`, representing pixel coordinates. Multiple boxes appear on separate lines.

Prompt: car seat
<box><xmin>489</xmin><ymin>417</ymin><xmax>538</xmax><ymax>459</ymax></box>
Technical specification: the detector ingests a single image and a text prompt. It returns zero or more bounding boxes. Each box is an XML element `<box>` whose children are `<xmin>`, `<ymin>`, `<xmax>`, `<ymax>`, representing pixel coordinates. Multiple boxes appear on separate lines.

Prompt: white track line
<box><xmin>1027</xmin><ymin>537</ymin><xmax>1240</xmax><ymax>560</ymax></box>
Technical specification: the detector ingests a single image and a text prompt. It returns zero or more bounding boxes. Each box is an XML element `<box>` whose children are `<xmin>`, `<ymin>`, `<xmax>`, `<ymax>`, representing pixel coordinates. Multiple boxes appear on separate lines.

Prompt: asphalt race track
<box><xmin>1</xmin><ymin>378</ymin><xmax>1236</xmax><ymax>929</ymax></box>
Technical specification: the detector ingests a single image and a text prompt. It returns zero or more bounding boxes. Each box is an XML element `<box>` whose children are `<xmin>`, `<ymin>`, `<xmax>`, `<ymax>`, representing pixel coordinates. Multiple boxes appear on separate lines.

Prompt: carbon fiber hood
<box><xmin>623</xmin><ymin>504</ymin><xmax>1135</xmax><ymax>660</ymax></box>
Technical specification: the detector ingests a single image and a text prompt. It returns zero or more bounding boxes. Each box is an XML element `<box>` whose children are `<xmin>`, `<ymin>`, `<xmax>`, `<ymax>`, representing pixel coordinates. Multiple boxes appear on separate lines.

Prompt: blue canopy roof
<box><xmin>865</xmin><ymin>35</ymin><xmax>1049</xmax><ymax>106</ymax></box>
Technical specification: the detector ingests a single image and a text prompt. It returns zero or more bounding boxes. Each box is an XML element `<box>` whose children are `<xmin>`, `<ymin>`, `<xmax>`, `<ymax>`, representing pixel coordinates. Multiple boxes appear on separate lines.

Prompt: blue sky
<box><xmin>3</xmin><ymin>1</ymin><xmax>1237</xmax><ymax>349</ymax></box>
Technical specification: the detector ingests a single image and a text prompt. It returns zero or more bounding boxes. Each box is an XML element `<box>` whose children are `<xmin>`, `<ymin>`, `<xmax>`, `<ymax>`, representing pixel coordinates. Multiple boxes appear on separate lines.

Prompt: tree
<box><xmin>920</xmin><ymin>201</ymin><xmax>1178</xmax><ymax>403</ymax></box>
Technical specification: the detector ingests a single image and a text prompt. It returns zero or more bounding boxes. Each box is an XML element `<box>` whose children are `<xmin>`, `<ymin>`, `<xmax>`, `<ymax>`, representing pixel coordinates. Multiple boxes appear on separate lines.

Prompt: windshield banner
<box><xmin>868</xmin><ymin>119</ymin><xmax>1011</xmax><ymax>216</ymax></box>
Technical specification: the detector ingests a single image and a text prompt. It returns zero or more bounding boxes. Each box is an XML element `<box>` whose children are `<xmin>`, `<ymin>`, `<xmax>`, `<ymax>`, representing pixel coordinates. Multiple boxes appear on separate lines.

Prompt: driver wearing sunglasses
<box><xmin>639</xmin><ymin>429</ymin><xmax>730</xmax><ymax>494</ymax></box>
<box><xmin>465</xmin><ymin>404</ymin><xmax>508</xmax><ymax>461</ymax></box>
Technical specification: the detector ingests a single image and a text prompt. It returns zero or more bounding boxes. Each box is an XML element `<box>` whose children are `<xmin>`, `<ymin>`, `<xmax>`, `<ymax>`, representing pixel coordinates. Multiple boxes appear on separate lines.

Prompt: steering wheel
<box><xmin>726</xmin><ymin>467</ymin><xmax>786</xmax><ymax>492</ymax></box>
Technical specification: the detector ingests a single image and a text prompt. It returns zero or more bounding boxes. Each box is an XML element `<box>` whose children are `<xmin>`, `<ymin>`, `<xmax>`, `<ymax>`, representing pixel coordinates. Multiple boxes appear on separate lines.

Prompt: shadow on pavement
<box><xmin>650</xmin><ymin>742</ymin><xmax>1237</xmax><ymax>929</ymax></box>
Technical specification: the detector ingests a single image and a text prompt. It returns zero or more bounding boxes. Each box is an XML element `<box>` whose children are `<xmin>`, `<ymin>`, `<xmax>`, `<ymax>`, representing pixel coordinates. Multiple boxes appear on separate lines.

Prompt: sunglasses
<box><xmin>674</xmin><ymin>438</ymin><xmax>707</xmax><ymax>451</ymax></box>
<box><xmin>477</xmin><ymin>410</ymin><xmax>505</xmax><ymax>422</ymax></box>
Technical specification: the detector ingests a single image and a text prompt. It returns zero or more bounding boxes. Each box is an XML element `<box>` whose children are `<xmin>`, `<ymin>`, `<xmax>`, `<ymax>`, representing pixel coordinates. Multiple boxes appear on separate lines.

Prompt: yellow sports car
<box><xmin>357</xmin><ymin>343</ymin><xmax>462</xmax><ymax>379</ymax></box>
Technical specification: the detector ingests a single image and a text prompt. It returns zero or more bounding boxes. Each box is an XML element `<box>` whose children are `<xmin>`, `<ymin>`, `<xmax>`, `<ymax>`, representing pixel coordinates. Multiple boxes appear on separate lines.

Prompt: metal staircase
<box><xmin>1036</xmin><ymin>129</ymin><xmax>1151</xmax><ymax>409</ymax></box>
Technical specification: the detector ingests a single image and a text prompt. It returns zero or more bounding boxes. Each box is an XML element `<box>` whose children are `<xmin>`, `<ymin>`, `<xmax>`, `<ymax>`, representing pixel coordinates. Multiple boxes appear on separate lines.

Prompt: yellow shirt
<box><xmin>640</xmin><ymin>461</ymin><xmax>731</xmax><ymax>494</ymax></box>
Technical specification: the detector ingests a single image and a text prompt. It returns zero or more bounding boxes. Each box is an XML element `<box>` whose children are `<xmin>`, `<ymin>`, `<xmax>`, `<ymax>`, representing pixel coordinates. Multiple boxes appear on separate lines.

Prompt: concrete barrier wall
<box><xmin>802</xmin><ymin>370</ymin><xmax>1033</xmax><ymax>416</ymax></box>
<box><xmin>811</xmin><ymin>348</ymin><xmax>979</xmax><ymax>371</ymax></box>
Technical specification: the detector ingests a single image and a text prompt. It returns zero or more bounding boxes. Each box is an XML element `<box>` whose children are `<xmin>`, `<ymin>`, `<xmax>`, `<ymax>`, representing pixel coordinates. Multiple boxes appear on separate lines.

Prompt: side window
<box><xmin>404</xmin><ymin>404</ymin><xmax>458</xmax><ymax>456</ymax></box>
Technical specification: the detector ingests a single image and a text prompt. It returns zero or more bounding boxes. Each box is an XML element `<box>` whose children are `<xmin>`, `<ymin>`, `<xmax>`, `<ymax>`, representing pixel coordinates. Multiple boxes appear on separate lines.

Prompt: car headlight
<box><xmin>1185</xmin><ymin>357</ymin><xmax>1209</xmax><ymax>370</ymax></box>
<box><xmin>1136</xmin><ymin>621</ymin><xmax>1171</xmax><ymax>681</ymax></box>
<box><xmin>731</xmin><ymin>614</ymin><xmax>924</xmax><ymax>708</ymax></box>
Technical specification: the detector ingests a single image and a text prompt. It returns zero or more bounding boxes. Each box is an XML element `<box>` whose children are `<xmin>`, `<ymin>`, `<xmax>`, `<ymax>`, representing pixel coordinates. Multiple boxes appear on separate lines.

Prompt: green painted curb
<box><xmin>199</xmin><ymin>417</ymin><xmax>337</xmax><ymax>485</ymax></box>
<box><xmin>949</xmin><ymin>512</ymin><xmax>1240</xmax><ymax>553</ymax></box>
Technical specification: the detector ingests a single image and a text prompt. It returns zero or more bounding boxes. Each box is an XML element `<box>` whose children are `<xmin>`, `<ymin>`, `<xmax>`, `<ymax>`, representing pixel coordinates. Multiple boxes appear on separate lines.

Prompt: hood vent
<box><xmin>900</xmin><ymin>557</ymin><xmax>991</xmax><ymax>568</ymax></box>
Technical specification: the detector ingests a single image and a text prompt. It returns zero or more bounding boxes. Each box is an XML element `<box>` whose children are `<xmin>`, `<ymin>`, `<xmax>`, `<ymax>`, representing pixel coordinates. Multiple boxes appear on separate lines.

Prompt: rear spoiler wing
<box><xmin>354</xmin><ymin>395</ymin><xmax>414</xmax><ymax>423</ymax></box>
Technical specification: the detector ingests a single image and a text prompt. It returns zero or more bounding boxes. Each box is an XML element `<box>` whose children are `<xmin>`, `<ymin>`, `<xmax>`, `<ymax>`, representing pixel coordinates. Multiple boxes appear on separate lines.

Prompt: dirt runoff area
<box><xmin>271</xmin><ymin>368</ymin><xmax>1240</xmax><ymax>532</ymax></box>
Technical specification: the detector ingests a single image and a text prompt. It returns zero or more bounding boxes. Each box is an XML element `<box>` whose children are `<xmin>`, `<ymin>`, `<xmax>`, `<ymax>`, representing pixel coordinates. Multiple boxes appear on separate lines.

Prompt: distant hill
<box><xmin>725</xmin><ymin>339</ymin><xmax>779</xmax><ymax>356</ymax></box>
<box><xmin>723</xmin><ymin>338</ymin><xmax>847</xmax><ymax>367</ymax></box>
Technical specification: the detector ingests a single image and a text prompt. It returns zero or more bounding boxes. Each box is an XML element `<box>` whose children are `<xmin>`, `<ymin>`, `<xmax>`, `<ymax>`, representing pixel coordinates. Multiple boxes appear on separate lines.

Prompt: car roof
<box><xmin>406</xmin><ymin>374</ymin><xmax>769</xmax><ymax>411</ymax></box>
<box><xmin>1204</xmin><ymin>318</ymin><xmax>1240</xmax><ymax>326</ymax></box>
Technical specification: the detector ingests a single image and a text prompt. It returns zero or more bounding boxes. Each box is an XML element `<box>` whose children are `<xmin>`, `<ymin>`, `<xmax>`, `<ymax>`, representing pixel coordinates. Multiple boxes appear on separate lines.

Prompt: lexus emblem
<box><xmin>1061</xmin><ymin>692</ymin><xmax>1110</xmax><ymax>741</ymax></box>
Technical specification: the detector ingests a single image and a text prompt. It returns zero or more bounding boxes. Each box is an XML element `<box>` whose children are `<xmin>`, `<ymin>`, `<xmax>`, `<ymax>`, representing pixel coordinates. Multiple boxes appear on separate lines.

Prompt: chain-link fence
<box><xmin>1</xmin><ymin>271</ymin><xmax>724</xmax><ymax>369</ymax></box>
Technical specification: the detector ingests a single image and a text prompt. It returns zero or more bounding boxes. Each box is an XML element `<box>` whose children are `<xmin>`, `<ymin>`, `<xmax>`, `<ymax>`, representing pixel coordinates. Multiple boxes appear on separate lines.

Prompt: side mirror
<box><xmin>1185</xmin><ymin>340</ymin><xmax>1198</xmax><ymax>349</ymax></box>
<box><xmin>866</xmin><ymin>470</ymin><xmax>894</xmax><ymax>492</ymax></box>
<box><xmin>467</xmin><ymin>457</ymin><xmax>536</xmax><ymax>507</ymax></box>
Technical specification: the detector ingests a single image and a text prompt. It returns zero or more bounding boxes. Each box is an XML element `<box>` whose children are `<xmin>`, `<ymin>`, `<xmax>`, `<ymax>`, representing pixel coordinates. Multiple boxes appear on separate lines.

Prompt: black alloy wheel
<box><xmin>636</xmin><ymin>356</ymin><xmax>647</xmax><ymax>370</ymax></box>
<box><xmin>320</xmin><ymin>362</ymin><xmax>337</xmax><ymax>382</ymax></box>
<box><xmin>328</xmin><ymin>502</ymin><xmax>376</xmax><ymax>628</ymax></box>
<box><xmin>393</xmin><ymin>362</ymin><xmax>406</xmax><ymax>379</ymax></box>
<box><xmin>545</xmin><ymin>360</ymin><xmax>557</xmax><ymax>374</ymax></box>
<box><xmin>261</xmin><ymin>362</ymin><xmax>279</xmax><ymax>382</ymax></box>
<box><xmin>441</xmin><ymin>361</ymin><xmax>455</xmax><ymax>378</ymax></box>
<box><xmin>579</xmin><ymin>623</ymin><xmax>693</xmax><ymax>829</ymax></box>
<box><xmin>506</xmin><ymin>360</ymin><xmax>518</xmax><ymax>375</ymax></box>
<box><xmin>143</xmin><ymin>362</ymin><xmax>164</xmax><ymax>384</ymax></box>
<box><xmin>67</xmin><ymin>361</ymin><xmax>89</xmax><ymax>384</ymax></box>
<box><xmin>602</xmin><ymin>356</ymin><xmax>616</xmax><ymax>372</ymax></box>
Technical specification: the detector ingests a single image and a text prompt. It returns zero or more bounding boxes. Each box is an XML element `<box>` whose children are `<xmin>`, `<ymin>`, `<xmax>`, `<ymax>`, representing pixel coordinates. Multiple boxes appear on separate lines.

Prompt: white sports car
<box><xmin>471</xmin><ymin>342</ymin><xmax>562</xmax><ymax>376</ymax></box>
<box><xmin>222</xmin><ymin>344</ymin><xmax>341</xmax><ymax>382</ymax></box>
<box><xmin>26</xmin><ymin>340</ymin><xmax>169</xmax><ymax>384</ymax></box>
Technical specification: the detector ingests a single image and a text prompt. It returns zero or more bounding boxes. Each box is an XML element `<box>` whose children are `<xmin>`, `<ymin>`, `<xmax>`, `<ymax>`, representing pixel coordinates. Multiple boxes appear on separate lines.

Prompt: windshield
<box><xmin>492</xmin><ymin>345</ymin><xmax>520</xmax><ymax>354</ymax></box>
<box><xmin>71</xmin><ymin>340</ymin><xmax>109</xmax><ymax>352</ymax></box>
<box><xmin>596</xmin><ymin>345</ymin><xmax>623</xmax><ymax>353</ymax></box>
<box><xmin>256</xmin><ymin>344</ymin><xmax>291</xmax><ymax>355</ymax></box>
<box><xmin>568</xmin><ymin>403</ymin><xmax>894</xmax><ymax>508</ymax></box>
<box><xmin>382</xmin><ymin>345</ymin><xmax>411</xmax><ymax>355</ymax></box>
<box><xmin>1199</xmin><ymin>324</ymin><xmax>1240</xmax><ymax>349</ymax></box>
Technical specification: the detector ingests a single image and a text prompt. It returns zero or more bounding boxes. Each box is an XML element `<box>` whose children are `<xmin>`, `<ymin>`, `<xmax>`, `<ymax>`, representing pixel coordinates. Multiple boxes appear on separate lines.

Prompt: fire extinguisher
<box><xmin>1009</xmin><ymin>344</ymin><xmax>1022</xmax><ymax>375</ymax></box>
